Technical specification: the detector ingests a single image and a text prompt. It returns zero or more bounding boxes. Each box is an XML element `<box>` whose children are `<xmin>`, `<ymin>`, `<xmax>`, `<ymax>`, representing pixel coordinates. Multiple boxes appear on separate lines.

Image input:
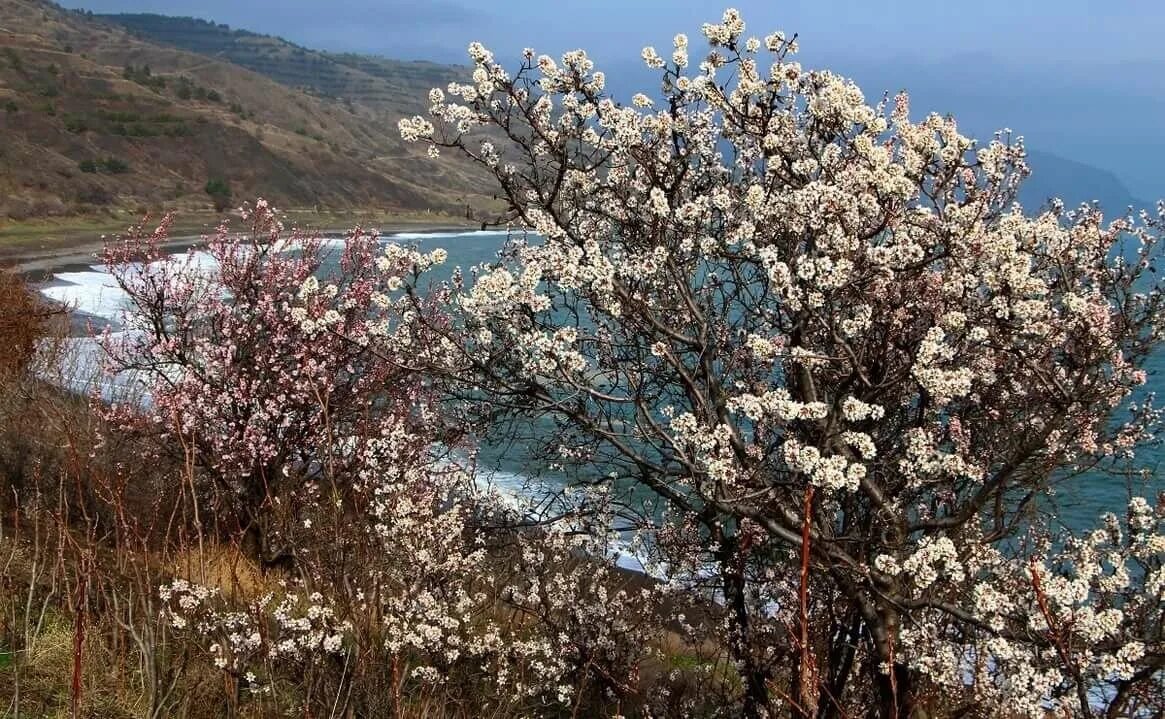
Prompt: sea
<box><xmin>29</xmin><ymin>228</ymin><xmax>1165</xmax><ymax>541</ymax></box>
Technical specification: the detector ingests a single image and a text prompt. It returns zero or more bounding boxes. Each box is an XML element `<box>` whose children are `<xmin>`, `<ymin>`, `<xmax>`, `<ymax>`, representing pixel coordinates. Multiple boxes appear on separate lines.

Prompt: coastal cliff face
<box><xmin>0</xmin><ymin>1</ymin><xmax>496</xmax><ymax>221</ymax></box>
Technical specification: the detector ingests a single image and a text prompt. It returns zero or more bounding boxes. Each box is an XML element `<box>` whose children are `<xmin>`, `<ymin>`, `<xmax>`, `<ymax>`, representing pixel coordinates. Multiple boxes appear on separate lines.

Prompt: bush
<box><xmin>0</xmin><ymin>272</ymin><xmax>48</xmax><ymax>379</ymax></box>
<box><xmin>4</xmin><ymin>100</ymin><xmax>16</xmax><ymax>113</ymax></box>
<box><xmin>162</xmin><ymin>122</ymin><xmax>192</xmax><ymax>137</ymax></box>
<box><xmin>124</xmin><ymin>123</ymin><xmax>158</xmax><ymax>137</ymax></box>
<box><xmin>123</xmin><ymin>64</ymin><xmax>166</xmax><ymax>91</ymax></box>
<box><xmin>62</xmin><ymin>113</ymin><xmax>88</xmax><ymax>133</ymax></box>
<box><xmin>204</xmin><ymin>177</ymin><xmax>231</xmax><ymax>211</ymax></box>
<box><xmin>98</xmin><ymin>110</ymin><xmax>141</xmax><ymax>123</ymax></box>
<box><xmin>89</xmin><ymin>205</ymin><xmax>667</xmax><ymax>717</ymax></box>
<box><xmin>102</xmin><ymin>157</ymin><xmax>129</xmax><ymax>174</ymax></box>
<box><xmin>79</xmin><ymin>157</ymin><xmax>129</xmax><ymax>174</ymax></box>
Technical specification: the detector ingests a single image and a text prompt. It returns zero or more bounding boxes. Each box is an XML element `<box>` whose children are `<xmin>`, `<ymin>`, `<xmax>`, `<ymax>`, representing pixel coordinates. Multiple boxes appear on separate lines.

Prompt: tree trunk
<box><xmin>816</xmin><ymin>613</ymin><xmax>861</xmax><ymax>719</ymax></box>
<box><xmin>719</xmin><ymin>544</ymin><xmax>771</xmax><ymax>718</ymax></box>
<box><xmin>872</xmin><ymin>661</ymin><xmax>914</xmax><ymax>719</ymax></box>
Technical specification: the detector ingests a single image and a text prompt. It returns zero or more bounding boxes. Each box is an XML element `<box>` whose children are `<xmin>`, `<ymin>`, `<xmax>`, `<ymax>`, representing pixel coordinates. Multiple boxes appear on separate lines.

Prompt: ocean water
<box><xmin>32</xmin><ymin>229</ymin><xmax>1164</xmax><ymax>535</ymax></box>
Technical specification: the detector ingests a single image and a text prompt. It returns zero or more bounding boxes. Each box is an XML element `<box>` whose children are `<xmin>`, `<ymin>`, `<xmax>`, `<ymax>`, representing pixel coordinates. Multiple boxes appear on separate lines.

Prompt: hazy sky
<box><xmin>58</xmin><ymin>0</ymin><xmax>1165</xmax><ymax>199</ymax></box>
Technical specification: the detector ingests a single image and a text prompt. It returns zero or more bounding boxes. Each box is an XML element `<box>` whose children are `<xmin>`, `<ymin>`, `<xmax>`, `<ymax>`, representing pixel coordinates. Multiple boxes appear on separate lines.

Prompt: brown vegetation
<box><xmin>0</xmin><ymin>270</ymin><xmax>729</xmax><ymax>718</ymax></box>
<box><xmin>0</xmin><ymin>271</ymin><xmax>54</xmax><ymax>377</ymax></box>
<box><xmin>0</xmin><ymin>0</ymin><xmax>500</xmax><ymax>225</ymax></box>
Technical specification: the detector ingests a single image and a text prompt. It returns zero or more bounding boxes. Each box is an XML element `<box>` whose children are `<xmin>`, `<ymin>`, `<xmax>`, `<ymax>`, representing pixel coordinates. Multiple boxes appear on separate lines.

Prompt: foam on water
<box><xmin>36</xmin><ymin>251</ymin><xmax>221</xmax><ymax>403</ymax></box>
<box><xmin>40</xmin><ymin>269</ymin><xmax>128</xmax><ymax>324</ymax></box>
<box><xmin>38</xmin><ymin>250</ymin><xmax>220</xmax><ymax>326</ymax></box>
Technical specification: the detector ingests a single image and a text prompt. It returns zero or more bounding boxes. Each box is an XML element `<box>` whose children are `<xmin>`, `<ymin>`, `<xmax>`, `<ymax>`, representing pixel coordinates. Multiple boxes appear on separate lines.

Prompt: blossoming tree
<box><xmin>99</xmin><ymin>204</ymin><xmax>670</xmax><ymax>716</ymax></box>
<box><xmin>98</xmin><ymin>204</ymin><xmax>453</xmax><ymax>567</ymax></box>
<box><xmin>400</xmin><ymin>9</ymin><xmax>1165</xmax><ymax>717</ymax></box>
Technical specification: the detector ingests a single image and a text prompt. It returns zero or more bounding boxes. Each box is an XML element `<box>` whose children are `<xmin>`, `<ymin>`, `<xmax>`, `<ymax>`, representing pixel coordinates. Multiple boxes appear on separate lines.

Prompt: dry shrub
<box><xmin>0</xmin><ymin>269</ymin><xmax>54</xmax><ymax>379</ymax></box>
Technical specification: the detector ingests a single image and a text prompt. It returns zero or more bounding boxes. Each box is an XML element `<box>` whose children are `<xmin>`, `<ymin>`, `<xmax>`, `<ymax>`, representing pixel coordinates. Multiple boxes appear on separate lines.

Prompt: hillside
<box><xmin>1021</xmin><ymin>149</ymin><xmax>1147</xmax><ymax>216</ymax></box>
<box><xmin>0</xmin><ymin>0</ymin><xmax>495</xmax><ymax>223</ymax></box>
<box><xmin>0</xmin><ymin>2</ymin><xmax>1147</xmax><ymax>229</ymax></box>
<box><xmin>92</xmin><ymin>12</ymin><xmax>460</xmax><ymax>112</ymax></box>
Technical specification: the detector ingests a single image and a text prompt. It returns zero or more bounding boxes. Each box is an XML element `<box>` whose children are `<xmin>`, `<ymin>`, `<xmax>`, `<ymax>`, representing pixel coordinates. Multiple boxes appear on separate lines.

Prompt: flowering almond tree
<box><xmin>98</xmin><ymin>203</ymin><xmax>454</xmax><ymax>567</ymax></box>
<box><xmin>401</xmin><ymin>9</ymin><xmax>1165</xmax><ymax>717</ymax></box>
<box><xmin>98</xmin><ymin>204</ymin><xmax>668</xmax><ymax>716</ymax></box>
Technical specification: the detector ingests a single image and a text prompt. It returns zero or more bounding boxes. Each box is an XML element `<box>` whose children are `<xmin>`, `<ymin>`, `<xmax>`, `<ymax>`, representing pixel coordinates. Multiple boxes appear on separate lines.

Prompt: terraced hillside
<box><xmin>96</xmin><ymin>13</ymin><xmax>463</xmax><ymax>111</ymax></box>
<box><xmin>0</xmin><ymin>0</ymin><xmax>494</xmax><ymax>222</ymax></box>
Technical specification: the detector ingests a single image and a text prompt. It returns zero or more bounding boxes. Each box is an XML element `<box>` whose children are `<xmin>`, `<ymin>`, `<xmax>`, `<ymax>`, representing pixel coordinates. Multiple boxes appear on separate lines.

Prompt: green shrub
<box><xmin>100</xmin><ymin>157</ymin><xmax>129</xmax><ymax>174</ymax></box>
<box><xmin>123</xmin><ymin>64</ymin><xmax>166</xmax><ymax>91</ymax></box>
<box><xmin>62</xmin><ymin>113</ymin><xmax>88</xmax><ymax>133</ymax></box>
<box><xmin>162</xmin><ymin>123</ymin><xmax>192</xmax><ymax>137</ymax></box>
<box><xmin>4</xmin><ymin>100</ymin><xmax>16</xmax><ymax>113</ymax></box>
<box><xmin>98</xmin><ymin>110</ymin><xmax>141</xmax><ymax>123</ymax></box>
<box><xmin>125</xmin><ymin>124</ymin><xmax>159</xmax><ymax>137</ymax></box>
<box><xmin>77</xmin><ymin>158</ymin><xmax>128</xmax><ymax>174</ymax></box>
<box><xmin>204</xmin><ymin>177</ymin><xmax>231</xmax><ymax>211</ymax></box>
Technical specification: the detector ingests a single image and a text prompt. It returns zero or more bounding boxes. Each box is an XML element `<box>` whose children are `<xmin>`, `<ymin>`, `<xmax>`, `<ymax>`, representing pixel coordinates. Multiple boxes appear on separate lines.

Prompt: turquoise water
<box><xmin>404</xmin><ymin>231</ymin><xmax>1165</xmax><ymax>530</ymax></box>
<box><xmin>37</xmin><ymin>228</ymin><xmax>1165</xmax><ymax>529</ymax></box>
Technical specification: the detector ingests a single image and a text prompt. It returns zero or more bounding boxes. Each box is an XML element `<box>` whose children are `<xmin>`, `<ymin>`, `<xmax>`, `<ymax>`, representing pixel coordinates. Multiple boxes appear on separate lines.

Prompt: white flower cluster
<box><xmin>160</xmin><ymin>582</ymin><xmax>351</xmax><ymax>675</ymax></box>
<box><xmin>727</xmin><ymin>388</ymin><xmax>827</xmax><ymax>423</ymax></box>
<box><xmin>782</xmin><ymin>438</ymin><xmax>867</xmax><ymax>493</ymax></box>
<box><xmin>878</xmin><ymin>536</ymin><xmax>964</xmax><ymax>592</ymax></box>
<box><xmin>912</xmin><ymin>327</ymin><xmax>974</xmax><ymax>403</ymax></box>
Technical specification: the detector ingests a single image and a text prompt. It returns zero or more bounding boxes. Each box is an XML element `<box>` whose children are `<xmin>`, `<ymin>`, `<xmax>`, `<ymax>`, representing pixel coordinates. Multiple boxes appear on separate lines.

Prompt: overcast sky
<box><xmin>57</xmin><ymin>0</ymin><xmax>1165</xmax><ymax>200</ymax></box>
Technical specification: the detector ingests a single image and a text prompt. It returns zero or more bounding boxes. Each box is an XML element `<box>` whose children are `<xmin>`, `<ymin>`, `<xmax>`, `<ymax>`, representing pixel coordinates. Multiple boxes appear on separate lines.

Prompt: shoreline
<box><xmin>3</xmin><ymin>219</ymin><xmax>483</xmax><ymax>278</ymax></box>
<box><xmin>25</xmin><ymin>222</ymin><xmax>518</xmax><ymax>337</ymax></box>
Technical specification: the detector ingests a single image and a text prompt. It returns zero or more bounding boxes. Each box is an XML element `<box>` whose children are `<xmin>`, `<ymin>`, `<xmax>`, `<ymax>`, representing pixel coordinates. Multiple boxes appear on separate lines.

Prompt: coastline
<box><xmin>3</xmin><ymin>218</ymin><xmax>482</xmax><ymax>278</ymax></box>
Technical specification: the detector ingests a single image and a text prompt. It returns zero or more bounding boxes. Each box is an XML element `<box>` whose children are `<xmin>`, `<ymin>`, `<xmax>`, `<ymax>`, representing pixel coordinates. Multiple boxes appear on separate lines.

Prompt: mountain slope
<box><xmin>1</xmin><ymin>3</ymin><xmax>1147</xmax><ymax>227</ymax></box>
<box><xmin>1020</xmin><ymin>149</ymin><xmax>1147</xmax><ymax>216</ymax></box>
<box><xmin>93</xmin><ymin>12</ymin><xmax>461</xmax><ymax>113</ymax></box>
<box><xmin>0</xmin><ymin>0</ymin><xmax>492</xmax><ymax>222</ymax></box>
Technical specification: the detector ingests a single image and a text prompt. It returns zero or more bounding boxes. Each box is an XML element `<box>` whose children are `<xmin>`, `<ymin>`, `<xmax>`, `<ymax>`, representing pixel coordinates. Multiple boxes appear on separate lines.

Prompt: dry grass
<box><xmin>165</xmin><ymin>544</ymin><xmax>274</xmax><ymax>605</ymax></box>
